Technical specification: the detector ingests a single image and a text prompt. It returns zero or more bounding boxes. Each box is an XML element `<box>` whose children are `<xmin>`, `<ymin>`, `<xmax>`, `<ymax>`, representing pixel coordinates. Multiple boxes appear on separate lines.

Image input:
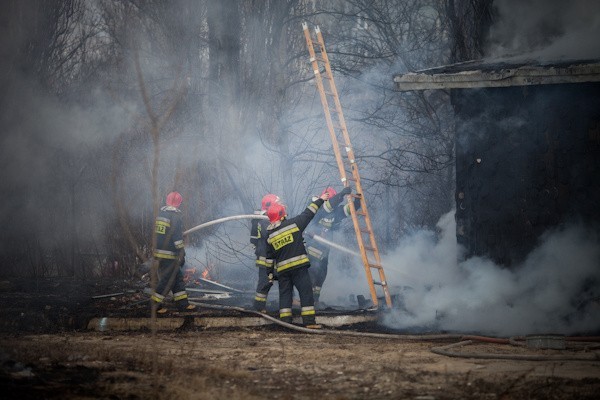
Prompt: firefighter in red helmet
<box><xmin>264</xmin><ymin>190</ymin><xmax>330</xmax><ymax>328</ymax></box>
<box><xmin>151</xmin><ymin>191</ymin><xmax>196</xmax><ymax>314</ymax></box>
<box><xmin>250</xmin><ymin>193</ymin><xmax>281</xmax><ymax>311</ymax></box>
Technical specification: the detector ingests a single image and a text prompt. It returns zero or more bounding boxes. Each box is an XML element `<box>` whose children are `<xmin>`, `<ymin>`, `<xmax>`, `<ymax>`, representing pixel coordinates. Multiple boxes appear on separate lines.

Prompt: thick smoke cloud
<box><xmin>0</xmin><ymin>75</ymin><xmax>134</xmax><ymax>244</ymax></box>
<box><xmin>487</xmin><ymin>0</ymin><xmax>600</xmax><ymax>60</ymax></box>
<box><xmin>375</xmin><ymin>212</ymin><xmax>600</xmax><ymax>337</ymax></box>
<box><xmin>315</xmin><ymin>210</ymin><xmax>599</xmax><ymax>337</ymax></box>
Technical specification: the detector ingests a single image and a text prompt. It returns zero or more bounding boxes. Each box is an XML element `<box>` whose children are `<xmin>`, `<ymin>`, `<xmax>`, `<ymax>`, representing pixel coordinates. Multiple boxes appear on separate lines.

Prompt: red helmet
<box><xmin>261</xmin><ymin>193</ymin><xmax>281</xmax><ymax>211</ymax></box>
<box><xmin>267</xmin><ymin>203</ymin><xmax>287</xmax><ymax>223</ymax></box>
<box><xmin>166</xmin><ymin>191</ymin><xmax>183</xmax><ymax>207</ymax></box>
<box><xmin>321</xmin><ymin>187</ymin><xmax>337</xmax><ymax>198</ymax></box>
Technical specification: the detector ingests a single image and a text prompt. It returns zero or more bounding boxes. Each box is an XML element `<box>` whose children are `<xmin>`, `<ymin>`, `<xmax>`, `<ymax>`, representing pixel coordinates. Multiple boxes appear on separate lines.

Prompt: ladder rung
<box><xmin>305</xmin><ymin>28</ymin><xmax>393</xmax><ymax>309</ymax></box>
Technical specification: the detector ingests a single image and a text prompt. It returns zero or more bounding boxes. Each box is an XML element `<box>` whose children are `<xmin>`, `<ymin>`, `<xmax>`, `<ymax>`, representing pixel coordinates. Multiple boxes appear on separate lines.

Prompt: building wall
<box><xmin>453</xmin><ymin>82</ymin><xmax>600</xmax><ymax>267</ymax></box>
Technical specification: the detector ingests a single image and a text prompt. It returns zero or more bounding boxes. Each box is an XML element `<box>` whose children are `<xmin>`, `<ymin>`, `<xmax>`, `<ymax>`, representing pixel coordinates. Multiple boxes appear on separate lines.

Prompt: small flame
<box><xmin>183</xmin><ymin>268</ymin><xmax>196</xmax><ymax>283</ymax></box>
<box><xmin>202</xmin><ymin>269</ymin><xmax>210</xmax><ymax>280</ymax></box>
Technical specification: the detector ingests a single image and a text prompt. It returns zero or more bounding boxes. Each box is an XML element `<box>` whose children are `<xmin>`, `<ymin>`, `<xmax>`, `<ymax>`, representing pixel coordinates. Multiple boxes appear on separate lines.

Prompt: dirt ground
<box><xmin>1</xmin><ymin>278</ymin><xmax>599</xmax><ymax>399</ymax></box>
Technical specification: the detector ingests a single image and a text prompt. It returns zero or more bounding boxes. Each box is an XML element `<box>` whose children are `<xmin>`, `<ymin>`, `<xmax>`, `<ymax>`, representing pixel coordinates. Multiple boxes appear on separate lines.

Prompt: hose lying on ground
<box><xmin>189</xmin><ymin>300</ymin><xmax>460</xmax><ymax>341</ymax></box>
<box><xmin>179</xmin><ymin>215</ymin><xmax>600</xmax><ymax>360</ymax></box>
<box><xmin>189</xmin><ymin>301</ymin><xmax>600</xmax><ymax>361</ymax></box>
<box><xmin>430</xmin><ymin>337</ymin><xmax>600</xmax><ymax>362</ymax></box>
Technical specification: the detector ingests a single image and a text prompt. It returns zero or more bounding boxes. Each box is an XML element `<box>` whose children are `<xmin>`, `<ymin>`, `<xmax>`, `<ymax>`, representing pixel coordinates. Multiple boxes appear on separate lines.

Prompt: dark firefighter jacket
<box><xmin>154</xmin><ymin>206</ymin><xmax>185</xmax><ymax>260</ymax></box>
<box><xmin>306</xmin><ymin>193</ymin><xmax>361</xmax><ymax>261</ymax></box>
<box><xmin>250</xmin><ymin>211</ymin><xmax>271</xmax><ymax>268</ymax></box>
<box><xmin>265</xmin><ymin>198</ymin><xmax>325</xmax><ymax>274</ymax></box>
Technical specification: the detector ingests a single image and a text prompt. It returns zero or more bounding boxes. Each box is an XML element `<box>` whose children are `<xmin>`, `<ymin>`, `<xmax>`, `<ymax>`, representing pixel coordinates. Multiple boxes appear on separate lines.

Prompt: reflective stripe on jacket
<box><xmin>251</xmin><ymin>213</ymin><xmax>271</xmax><ymax>268</ymax></box>
<box><xmin>154</xmin><ymin>206</ymin><xmax>184</xmax><ymax>259</ymax></box>
<box><xmin>266</xmin><ymin>198</ymin><xmax>324</xmax><ymax>274</ymax></box>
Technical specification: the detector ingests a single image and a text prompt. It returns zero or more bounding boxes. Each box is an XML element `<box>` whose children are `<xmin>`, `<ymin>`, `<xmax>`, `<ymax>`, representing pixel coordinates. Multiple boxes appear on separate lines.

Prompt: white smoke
<box><xmin>487</xmin><ymin>0</ymin><xmax>600</xmax><ymax>61</ymax></box>
<box><xmin>377</xmin><ymin>211</ymin><xmax>600</xmax><ymax>337</ymax></box>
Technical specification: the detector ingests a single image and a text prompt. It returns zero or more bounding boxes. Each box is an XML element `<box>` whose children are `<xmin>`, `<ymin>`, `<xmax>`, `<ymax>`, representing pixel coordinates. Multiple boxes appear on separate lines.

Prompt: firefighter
<box><xmin>264</xmin><ymin>191</ymin><xmax>330</xmax><ymax>328</ymax></box>
<box><xmin>306</xmin><ymin>186</ymin><xmax>360</xmax><ymax>306</ymax></box>
<box><xmin>250</xmin><ymin>193</ymin><xmax>281</xmax><ymax>312</ymax></box>
<box><xmin>151</xmin><ymin>191</ymin><xmax>196</xmax><ymax>314</ymax></box>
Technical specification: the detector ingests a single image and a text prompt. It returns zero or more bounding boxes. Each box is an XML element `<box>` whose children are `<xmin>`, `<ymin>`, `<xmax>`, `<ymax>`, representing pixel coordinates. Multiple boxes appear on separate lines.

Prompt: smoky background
<box><xmin>0</xmin><ymin>0</ymin><xmax>598</xmax><ymax>336</ymax></box>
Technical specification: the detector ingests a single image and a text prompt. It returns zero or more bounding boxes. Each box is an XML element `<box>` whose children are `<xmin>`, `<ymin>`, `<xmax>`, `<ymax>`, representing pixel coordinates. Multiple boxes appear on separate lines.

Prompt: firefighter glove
<box><xmin>267</xmin><ymin>268</ymin><xmax>275</xmax><ymax>283</ymax></box>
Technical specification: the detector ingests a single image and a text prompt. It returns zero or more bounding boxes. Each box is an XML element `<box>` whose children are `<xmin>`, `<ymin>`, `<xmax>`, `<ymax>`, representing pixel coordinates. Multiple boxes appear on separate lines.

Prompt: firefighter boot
<box><xmin>279</xmin><ymin>308</ymin><xmax>293</xmax><ymax>324</ymax></box>
<box><xmin>254</xmin><ymin>292</ymin><xmax>268</xmax><ymax>313</ymax></box>
<box><xmin>301</xmin><ymin>306</ymin><xmax>319</xmax><ymax>328</ymax></box>
<box><xmin>152</xmin><ymin>302</ymin><xmax>168</xmax><ymax>314</ymax></box>
<box><xmin>151</xmin><ymin>293</ymin><xmax>168</xmax><ymax>314</ymax></box>
<box><xmin>177</xmin><ymin>302</ymin><xmax>197</xmax><ymax>312</ymax></box>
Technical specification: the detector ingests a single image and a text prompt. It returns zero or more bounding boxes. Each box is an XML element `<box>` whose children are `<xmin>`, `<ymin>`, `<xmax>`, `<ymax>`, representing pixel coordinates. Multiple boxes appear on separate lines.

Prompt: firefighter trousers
<box><xmin>308</xmin><ymin>255</ymin><xmax>328</xmax><ymax>303</ymax></box>
<box><xmin>253</xmin><ymin>266</ymin><xmax>274</xmax><ymax>311</ymax></box>
<box><xmin>152</xmin><ymin>259</ymin><xmax>190</xmax><ymax>310</ymax></box>
<box><xmin>278</xmin><ymin>265</ymin><xmax>316</xmax><ymax>326</ymax></box>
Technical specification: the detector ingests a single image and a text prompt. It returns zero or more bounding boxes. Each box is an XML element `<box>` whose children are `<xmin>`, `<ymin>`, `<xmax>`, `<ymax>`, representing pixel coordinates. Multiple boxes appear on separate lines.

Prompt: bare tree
<box><xmin>445</xmin><ymin>0</ymin><xmax>495</xmax><ymax>62</ymax></box>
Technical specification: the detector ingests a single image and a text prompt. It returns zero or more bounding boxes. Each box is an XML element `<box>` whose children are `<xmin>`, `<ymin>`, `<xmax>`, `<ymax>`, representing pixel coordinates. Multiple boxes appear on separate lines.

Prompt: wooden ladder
<box><xmin>302</xmin><ymin>22</ymin><xmax>393</xmax><ymax>308</ymax></box>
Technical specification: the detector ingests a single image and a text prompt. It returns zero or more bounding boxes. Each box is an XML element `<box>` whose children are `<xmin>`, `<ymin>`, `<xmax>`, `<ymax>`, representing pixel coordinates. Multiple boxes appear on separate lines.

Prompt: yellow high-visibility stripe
<box><xmin>256</xmin><ymin>259</ymin><xmax>270</xmax><ymax>267</ymax></box>
<box><xmin>301</xmin><ymin>306</ymin><xmax>315</xmax><ymax>316</ymax></box>
<box><xmin>279</xmin><ymin>308</ymin><xmax>292</xmax><ymax>318</ymax></box>
<box><xmin>173</xmin><ymin>291</ymin><xmax>188</xmax><ymax>301</ymax></box>
<box><xmin>268</xmin><ymin>224</ymin><xmax>299</xmax><ymax>244</ymax></box>
<box><xmin>151</xmin><ymin>293</ymin><xmax>164</xmax><ymax>303</ymax></box>
<box><xmin>344</xmin><ymin>204</ymin><xmax>351</xmax><ymax>217</ymax></box>
<box><xmin>156</xmin><ymin>217</ymin><xmax>171</xmax><ymax>226</ymax></box>
<box><xmin>154</xmin><ymin>249</ymin><xmax>177</xmax><ymax>259</ymax></box>
<box><xmin>254</xmin><ymin>294</ymin><xmax>267</xmax><ymax>302</ymax></box>
<box><xmin>276</xmin><ymin>255</ymin><xmax>309</xmax><ymax>272</ymax></box>
<box><xmin>307</xmin><ymin>246</ymin><xmax>323</xmax><ymax>259</ymax></box>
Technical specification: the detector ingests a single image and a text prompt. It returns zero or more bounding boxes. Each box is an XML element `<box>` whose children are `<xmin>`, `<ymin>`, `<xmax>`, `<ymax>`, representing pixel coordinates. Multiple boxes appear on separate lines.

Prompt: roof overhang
<box><xmin>394</xmin><ymin>61</ymin><xmax>600</xmax><ymax>91</ymax></box>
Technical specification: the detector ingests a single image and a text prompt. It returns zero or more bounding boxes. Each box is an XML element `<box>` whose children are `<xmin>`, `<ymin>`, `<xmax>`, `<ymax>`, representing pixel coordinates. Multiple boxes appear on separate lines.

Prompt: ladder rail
<box><xmin>303</xmin><ymin>22</ymin><xmax>393</xmax><ymax>308</ymax></box>
<box><xmin>314</xmin><ymin>26</ymin><xmax>393</xmax><ymax>308</ymax></box>
<box><xmin>302</xmin><ymin>24</ymin><xmax>349</xmax><ymax>186</ymax></box>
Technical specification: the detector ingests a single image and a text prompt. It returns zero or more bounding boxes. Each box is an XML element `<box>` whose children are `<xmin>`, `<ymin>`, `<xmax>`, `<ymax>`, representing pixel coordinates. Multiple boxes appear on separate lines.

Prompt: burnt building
<box><xmin>394</xmin><ymin>59</ymin><xmax>600</xmax><ymax>266</ymax></box>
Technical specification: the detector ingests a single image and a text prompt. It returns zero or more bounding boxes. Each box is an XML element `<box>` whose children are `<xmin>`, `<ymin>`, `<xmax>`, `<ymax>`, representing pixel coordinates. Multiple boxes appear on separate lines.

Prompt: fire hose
<box><xmin>181</xmin><ymin>216</ymin><xmax>600</xmax><ymax>360</ymax></box>
<box><xmin>306</xmin><ymin>233</ymin><xmax>412</xmax><ymax>281</ymax></box>
<box><xmin>187</xmin><ymin>301</ymin><xmax>600</xmax><ymax>361</ymax></box>
<box><xmin>184</xmin><ymin>214</ymin><xmax>268</xmax><ymax>236</ymax></box>
<box><xmin>430</xmin><ymin>337</ymin><xmax>600</xmax><ymax>361</ymax></box>
<box><xmin>305</xmin><ymin>232</ymin><xmax>361</xmax><ymax>257</ymax></box>
<box><xmin>121</xmin><ymin>292</ymin><xmax>600</xmax><ymax>361</ymax></box>
<box><xmin>188</xmin><ymin>300</ymin><xmax>459</xmax><ymax>341</ymax></box>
